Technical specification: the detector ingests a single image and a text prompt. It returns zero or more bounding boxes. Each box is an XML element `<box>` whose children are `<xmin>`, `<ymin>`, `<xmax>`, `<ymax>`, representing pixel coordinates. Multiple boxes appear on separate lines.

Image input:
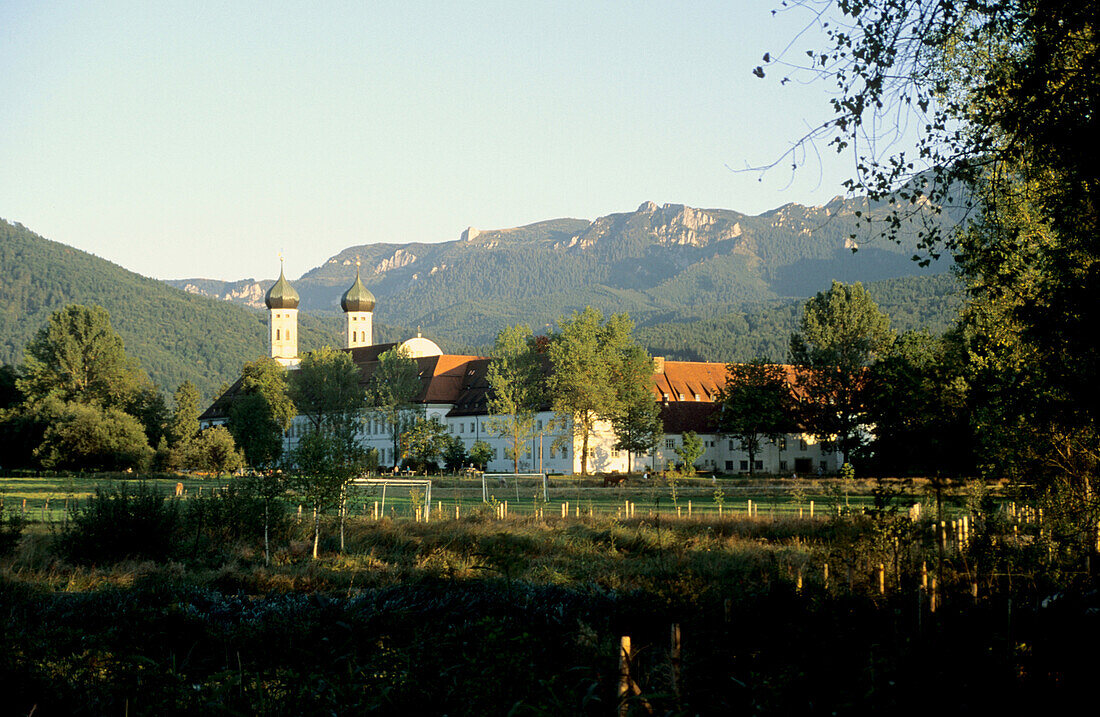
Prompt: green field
<box><xmin>0</xmin><ymin>471</ymin><xmax>958</xmax><ymax>526</ymax></box>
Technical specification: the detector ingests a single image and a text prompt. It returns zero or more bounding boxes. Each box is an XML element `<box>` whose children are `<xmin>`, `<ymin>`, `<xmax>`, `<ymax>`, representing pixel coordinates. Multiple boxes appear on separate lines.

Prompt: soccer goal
<box><xmin>350</xmin><ymin>477</ymin><xmax>433</xmax><ymax>522</ymax></box>
<box><xmin>482</xmin><ymin>473</ymin><xmax>549</xmax><ymax>504</ymax></box>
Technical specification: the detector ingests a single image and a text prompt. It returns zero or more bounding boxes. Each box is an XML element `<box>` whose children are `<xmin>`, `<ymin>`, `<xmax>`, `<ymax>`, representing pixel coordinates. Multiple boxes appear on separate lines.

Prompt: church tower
<box><xmin>341</xmin><ymin>259</ymin><xmax>375</xmax><ymax>349</ymax></box>
<box><xmin>265</xmin><ymin>259</ymin><xmax>300</xmax><ymax>366</ymax></box>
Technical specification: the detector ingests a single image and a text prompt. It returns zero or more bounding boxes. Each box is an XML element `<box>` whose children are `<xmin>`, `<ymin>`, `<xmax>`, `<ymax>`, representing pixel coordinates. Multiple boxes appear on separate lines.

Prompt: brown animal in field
<box><xmin>602</xmin><ymin>475</ymin><xmax>626</xmax><ymax>488</ymax></box>
<box><xmin>175</xmin><ymin>482</ymin><xmax>184</xmax><ymax>497</ymax></box>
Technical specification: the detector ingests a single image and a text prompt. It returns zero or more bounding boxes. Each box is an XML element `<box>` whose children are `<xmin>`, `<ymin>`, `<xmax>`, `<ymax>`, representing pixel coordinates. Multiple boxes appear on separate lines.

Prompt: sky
<box><xmin>0</xmin><ymin>1</ymin><xmax>854</xmax><ymax>281</ymax></box>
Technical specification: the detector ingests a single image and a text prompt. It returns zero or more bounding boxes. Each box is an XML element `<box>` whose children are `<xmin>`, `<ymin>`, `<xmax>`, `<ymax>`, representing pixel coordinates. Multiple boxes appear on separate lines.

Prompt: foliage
<box><xmin>56</xmin><ymin>483</ymin><xmax>182</xmax><ymax>563</ymax></box>
<box><xmin>716</xmin><ymin>359</ymin><xmax>791</xmax><ymax>476</ymax></box>
<box><xmin>442</xmin><ymin>434</ymin><xmax>468</xmax><ymax>472</ymax></box>
<box><xmin>790</xmin><ymin>281</ymin><xmax>895</xmax><ymax>462</ymax></box>
<box><xmin>366</xmin><ymin>346</ymin><xmax>422</xmax><ymax>468</ymax></box>
<box><xmin>289</xmin><ymin>427</ymin><xmax>365</xmax><ymax>558</ymax></box>
<box><xmin>673</xmin><ymin>431</ymin><xmax>704</xmax><ymax>475</ymax></box>
<box><xmin>862</xmin><ymin>330</ymin><xmax>971</xmax><ymax>475</ymax></box>
<box><xmin>181</xmin><ymin>480</ymin><xmax>291</xmax><ymax>556</ymax></box>
<box><xmin>174</xmin><ymin>426</ymin><xmax>245</xmax><ymax>475</ymax></box>
<box><xmin>400</xmin><ymin>416</ymin><xmax>450</xmax><ymax>472</ymax></box>
<box><xmin>227</xmin><ymin>357</ymin><xmax>295</xmax><ymax>469</ymax></box>
<box><xmin>18</xmin><ymin>304</ymin><xmax>149</xmax><ymax>409</ymax></box>
<box><xmin>288</xmin><ymin>346</ymin><xmax>364</xmax><ymax>433</ymax></box>
<box><xmin>547</xmin><ymin>307</ymin><xmax>648</xmax><ymax>475</ymax></box>
<box><xmin>486</xmin><ymin>324</ymin><xmax>544</xmax><ymax>473</ymax></box>
<box><xmin>35</xmin><ymin>401</ymin><xmax>154</xmax><ymax>472</ymax></box>
<box><xmin>469</xmin><ymin>440</ymin><xmax>493</xmax><ymax>470</ymax></box>
<box><xmin>764</xmin><ymin>0</ymin><xmax>1099</xmax><ymax>499</ymax></box>
<box><xmin>168</xmin><ymin>381</ymin><xmax>201</xmax><ymax>446</ymax></box>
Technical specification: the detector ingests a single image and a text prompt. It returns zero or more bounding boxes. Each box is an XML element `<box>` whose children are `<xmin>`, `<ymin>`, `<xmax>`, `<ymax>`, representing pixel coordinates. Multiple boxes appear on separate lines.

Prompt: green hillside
<box><xmin>0</xmin><ymin>220</ymin><xmax>399</xmax><ymax>400</ymax></box>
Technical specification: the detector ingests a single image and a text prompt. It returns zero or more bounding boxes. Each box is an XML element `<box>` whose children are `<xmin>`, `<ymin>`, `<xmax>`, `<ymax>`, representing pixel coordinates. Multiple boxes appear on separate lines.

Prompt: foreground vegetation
<box><xmin>1</xmin><ymin>473</ymin><xmax>1096</xmax><ymax>714</ymax></box>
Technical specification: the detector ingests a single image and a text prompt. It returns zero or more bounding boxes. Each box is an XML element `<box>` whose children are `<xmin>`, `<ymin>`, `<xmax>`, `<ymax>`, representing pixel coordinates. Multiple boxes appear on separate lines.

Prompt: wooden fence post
<box><xmin>618</xmin><ymin>636</ymin><xmax>632</xmax><ymax>717</ymax></box>
<box><xmin>670</xmin><ymin>624</ymin><xmax>683</xmax><ymax>705</ymax></box>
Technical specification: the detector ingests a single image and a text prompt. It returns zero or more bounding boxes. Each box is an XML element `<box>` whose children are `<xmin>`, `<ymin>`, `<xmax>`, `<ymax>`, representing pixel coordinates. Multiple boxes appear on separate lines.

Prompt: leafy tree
<box><xmin>366</xmin><ymin>346</ymin><xmax>422</xmax><ymax>469</ymax></box>
<box><xmin>289</xmin><ymin>346</ymin><xmax>365</xmax><ymax>434</ymax></box>
<box><xmin>612</xmin><ymin>397</ymin><xmax>662</xmax><ymax>475</ymax></box>
<box><xmin>790</xmin><ymin>281</ymin><xmax>895</xmax><ymax>463</ymax></box>
<box><xmin>227</xmin><ymin>357</ymin><xmax>295</xmax><ymax>469</ymax></box>
<box><xmin>181</xmin><ymin>426</ymin><xmax>245</xmax><ymax>475</ymax></box>
<box><xmin>764</xmin><ymin>2</ymin><xmax>1099</xmax><ymax>497</ymax></box>
<box><xmin>35</xmin><ymin>402</ymin><xmax>154</xmax><ymax>472</ymax></box>
<box><xmin>486</xmin><ymin>324</ymin><xmax>544</xmax><ymax>474</ymax></box>
<box><xmin>547</xmin><ymin>308</ymin><xmax>646</xmax><ymax>475</ymax></box>
<box><xmin>168</xmin><ymin>381</ymin><xmax>202</xmax><ymax>446</ymax></box>
<box><xmin>716</xmin><ymin>359</ymin><xmax>791</xmax><ymax>477</ymax></box>
<box><xmin>469</xmin><ymin>440</ymin><xmax>493</xmax><ymax>470</ymax></box>
<box><xmin>290</xmin><ymin>428</ymin><xmax>364</xmax><ymax>558</ymax></box>
<box><xmin>18</xmin><ymin>304</ymin><xmax>148</xmax><ymax>409</ymax></box>
<box><xmin>0</xmin><ymin>365</ymin><xmax>22</xmax><ymax>409</ymax></box>
<box><xmin>400</xmin><ymin>416</ymin><xmax>449</xmax><ymax>472</ymax></box>
<box><xmin>442</xmin><ymin>435</ymin><xmax>467</xmax><ymax>472</ymax></box>
<box><xmin>863</xmin><ymin>330</ymin><xmax>971</xmax><ymax>476</ymax></box>
<box><xmin>673</xmin><ymin>431</ymin><xmax>704</xmax><ymax>475</ymax></box>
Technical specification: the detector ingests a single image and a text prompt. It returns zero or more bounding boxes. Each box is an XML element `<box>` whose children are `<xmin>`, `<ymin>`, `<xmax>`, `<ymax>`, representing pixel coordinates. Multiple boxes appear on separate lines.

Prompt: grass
<box><xmin>0</xmin><ymin>470</ymin><xmax>1091</xmax><ymax>715</ymax></box>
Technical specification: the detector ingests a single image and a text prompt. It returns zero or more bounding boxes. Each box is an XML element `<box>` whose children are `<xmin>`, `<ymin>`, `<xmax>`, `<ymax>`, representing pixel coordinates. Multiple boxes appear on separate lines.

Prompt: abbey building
<box><xmin>201</xmin><ymin>266</ymin><xmax>842</xmax><ymax>476</ymax></box>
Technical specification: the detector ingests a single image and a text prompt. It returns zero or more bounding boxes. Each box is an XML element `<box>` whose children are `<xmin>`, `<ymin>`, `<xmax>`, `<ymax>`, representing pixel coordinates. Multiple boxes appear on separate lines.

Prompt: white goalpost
<box><xmin>350</xmin><ymin>477</ymin><xmax>433</xmax><ymax>521</ymax></box>
<box><xmin>482</xmin><ymin>473</ymin><xmax>549</xmax><ymax>504</ymax></box>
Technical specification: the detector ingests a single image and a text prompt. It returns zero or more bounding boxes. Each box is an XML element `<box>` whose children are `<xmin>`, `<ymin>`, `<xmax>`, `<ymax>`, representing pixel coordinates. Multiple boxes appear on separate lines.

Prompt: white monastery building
<box><xmin>200</xmin><ymin>266</ymin><xmax>843</xmax><ymax>476</ymax></box>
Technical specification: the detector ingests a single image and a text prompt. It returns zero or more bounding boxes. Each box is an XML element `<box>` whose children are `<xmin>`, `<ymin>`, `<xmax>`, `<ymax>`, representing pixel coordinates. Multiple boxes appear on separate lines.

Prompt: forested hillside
<box><xmin>0</xmin><ymin>220</ymin><xmax>409</xmax><ymax>399</ymax></box>
<box><xmin>634</xmin><ymin>273</ymin><xmax>964</xmax><ymax>362</ymax></box>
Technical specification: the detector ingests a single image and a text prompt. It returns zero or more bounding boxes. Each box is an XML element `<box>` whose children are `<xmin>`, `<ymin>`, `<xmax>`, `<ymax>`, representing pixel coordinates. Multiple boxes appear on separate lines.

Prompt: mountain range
<box><xmin>169</xmin><ymin>197</ymin><xmax>964</xmax><ymax>349</ymax></box>
<box><xmin>3</xmin><ymin>195</ymin><xmax>963</xmax><ymax>400</ymax></box>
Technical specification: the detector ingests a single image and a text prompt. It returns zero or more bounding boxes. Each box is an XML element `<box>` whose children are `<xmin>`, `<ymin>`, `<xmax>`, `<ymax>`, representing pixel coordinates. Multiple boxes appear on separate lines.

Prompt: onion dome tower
<box><xmin>265</xmin><ymin>258</ymin><xmax>300</xmax><ymax>365</ymax></box>
<box><xmin>341</xmin><ymin>259</ymin><xmax>375</xmax><ymax>349</ymax></box>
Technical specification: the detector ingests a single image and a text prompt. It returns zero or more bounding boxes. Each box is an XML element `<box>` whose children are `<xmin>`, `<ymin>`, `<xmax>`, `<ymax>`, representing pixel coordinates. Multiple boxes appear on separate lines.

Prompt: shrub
<box><xmin>182</xmin><ymin>481</ymin><xmax>291</xmax><ymax>554</ymax></box>
<box><xmin>0</xmin><ymin>505</ymin><xmax>27</xmax><ymax>556</ymax></box>
<box><xmin>57</xmin><ymin>483</ymin><xmax>182</xmax><ymax>564</ymax></box>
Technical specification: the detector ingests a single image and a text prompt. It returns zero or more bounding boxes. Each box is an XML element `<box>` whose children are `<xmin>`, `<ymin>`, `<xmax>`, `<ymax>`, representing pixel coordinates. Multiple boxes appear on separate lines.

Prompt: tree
<box><xmin>289</xmin><ymin>429</ymin><xmax>363</xmax><ymax>558</ymax></box>
<box><xmin>469</xmin><ymin>440</ymin><xmax>493</xmax><ymax>470</ymax></box>
<box><xmin>790</xmin><ymin>281</ymin><xmax>895</xmax><ymax>463</ymax></box>
<box><xmin>612</xmin><ymin>397</ymin><xmax>662</xmax><ymax>475</ymax></box>
<box><xmin>366</xmin><ymin>346</ymin><xmax>422</xmax><ymax>469</ymax></box>
<box><xmin>227</xmin><ymin>358</ymin><xmax>295</xmax><ymax>469</ymax></box>
<box><xmin>863</xmin><ymin>330</ymin><xmax>971</xmax><ymax>476</ymax></box>
<box><xmin>763</xmin><ymin>1</ymin><xmax>1099</xmax><ymax>493</ymax></box>
<box><xmin>547</xmin><ymin>308</ymin><xmax>647</xmax><ymax>475</ymax></box>
<box><xmin>716</xmin><ymin>359</ymin><xmax>791</xmax><ymax>477</ymax></box>
<box><xmin>673</xmin><ymin>431</ymin><xmax>704</xmax><ymax>475</ymax></box>
<box><xmin>289</xmin><ymin>347</ymin><xmax>364</xmax><ymax>434</ymax></box>
<box><xmin>168</xmin><ymin>381</ymin><xmax>202</xmax><ymax>447</ymax></box>
<box><xmin>19</xmin><ymin>304</ymin><xmax>148</xmax><ymax>409</ymax></box>
<box><xmin>35</xmin><ymin>401</ymin><xmax>154</xmax><ymax>472</ymax></box>
<box><xmin>442</xmin><ymin>435</ymin><xmax>467</xmax><ymax>473</ymax></box>
<box><xmin>486</xmin><ymin>324</ymin><xmax>544</xmax><ymax>474</ymax></box>
<box><xmin>400</xmin><ymin>416</ymin><xmax>449</xmax><ymax>472</ymax></box>
<box><xmin>183</xmin><ymin>425</ymin><xmax>245</xmax><ymax>475</ymax></box>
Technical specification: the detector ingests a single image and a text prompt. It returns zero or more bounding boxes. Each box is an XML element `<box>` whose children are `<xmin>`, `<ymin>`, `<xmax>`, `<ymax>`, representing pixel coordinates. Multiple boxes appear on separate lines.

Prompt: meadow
<box><xmin>0</xmin><ymin>471</ymin><xmax>1095</xmax><ymax>715</ymax></box>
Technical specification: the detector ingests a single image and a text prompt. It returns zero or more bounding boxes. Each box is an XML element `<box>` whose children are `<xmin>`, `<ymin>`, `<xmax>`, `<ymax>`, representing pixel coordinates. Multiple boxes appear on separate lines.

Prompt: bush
<box><xmin>0</xmin><ymin>505</ymin><xmax>27</xmax><ymax>556</ymax></box>
<box><xmin>57</xmin><ymin>483</ymin><xmax>182</xmax><ymax>564</ymax></box>
<box><xmin>181</xmin><ymin>481</ymin><xmax>291</xmax><ymax>554</ymax></box>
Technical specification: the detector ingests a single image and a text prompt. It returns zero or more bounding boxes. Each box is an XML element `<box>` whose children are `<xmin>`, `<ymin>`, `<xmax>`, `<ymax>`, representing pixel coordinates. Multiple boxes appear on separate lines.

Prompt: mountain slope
<box><xmin>172</xmin><ymin>197</ymin><xmax>962</xmax><ymax>348</ymax></box>
<box><xmin>0</xmin><ymin>220</ymin><xmax>403</xmax><ymax>400</ymax></box>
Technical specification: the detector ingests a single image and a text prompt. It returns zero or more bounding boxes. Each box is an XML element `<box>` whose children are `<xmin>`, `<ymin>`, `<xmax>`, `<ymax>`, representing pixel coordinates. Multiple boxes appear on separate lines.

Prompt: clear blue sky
<box><xmin>0</xmin><ymin>1</ymin><xmax>852</xmax><ymax>281</ymax></box>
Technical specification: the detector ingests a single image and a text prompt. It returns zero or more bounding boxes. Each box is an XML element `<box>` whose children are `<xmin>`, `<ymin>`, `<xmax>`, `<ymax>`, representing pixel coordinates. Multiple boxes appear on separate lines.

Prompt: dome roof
<box><xmin>264</xmin><ymin>265</ymin><xmax>300</xmax><ymax>309</ymax></box>
<box><xmin>399</xmin><ymin>335</ymin><xmax>443</xmax><ymax>358</ymax></box>
<box><xmin>340</xmin><ymin>265</ymin><xmax>376</xmax><ymax>312</ymax></box>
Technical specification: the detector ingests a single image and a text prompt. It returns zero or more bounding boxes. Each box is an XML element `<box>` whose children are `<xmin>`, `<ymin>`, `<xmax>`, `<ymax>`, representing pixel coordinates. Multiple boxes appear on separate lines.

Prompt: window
<box><xmin>561</xmin><ymin>446</ymin><xmax>568</xmax><ymax>459</ymax></box>
<box><xmin>275</xmin><ymin>328</ymin><xmax>280</xmax><ymax>340</ymax></box>
<box><xmin>725</xmin><ymin>461</ymin><xmax>734</xmax><ymax>470</ymax></box>
<box><xmin>819</xmin><ymin>461</ymin><xmax>828</xmax><ymax>472</ymax></box>
<box><xmin>459</xmin><ymin>424</ymin><xmax>464</xmax><ymax>434</ymax></box>
<box><xmin>754</xmin><ymin>460</ymin><xmax>763</xmax><ymax>470</ymax></box>
<box><xmin>729</xmin><ymin>440</ymin><xmax>735</xmax><ymax>451</ymax></box>
<box><xmin>779</xmin><ymin>460</ymin><xmax>788</xmax><ymax>471</ymax></box>
<box><xmin>740</xmin><ymin>460</ymin><xmax>749</xmax><ymax>471</ymax></box>
<box><xmin>537</xmin><ymin>420</ymin><xmax>543</xmax><ymax>431</ymax></box>
<box><xmin>799</xmin><ymin>439</ymin><xmax>808</xmax><ymax>451</ymax></box>
<box><xmin>777</xmin><ymin>436</ymin><xmax>787</xmax><ymax>451</ymax></box>
<box><xmin>665</xmin><ymin>438</ymin><xmax>675</xmax><ymax>449</ymax></box>
<box><xmin>352</xmin><ymin>331</ymin><xmax>356</xmax><ymax>342</ymax></box>
<box><xmin>470</xmin><ymin>422</ymin><xmax>475</xmax><ymax>433</ymax></box>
